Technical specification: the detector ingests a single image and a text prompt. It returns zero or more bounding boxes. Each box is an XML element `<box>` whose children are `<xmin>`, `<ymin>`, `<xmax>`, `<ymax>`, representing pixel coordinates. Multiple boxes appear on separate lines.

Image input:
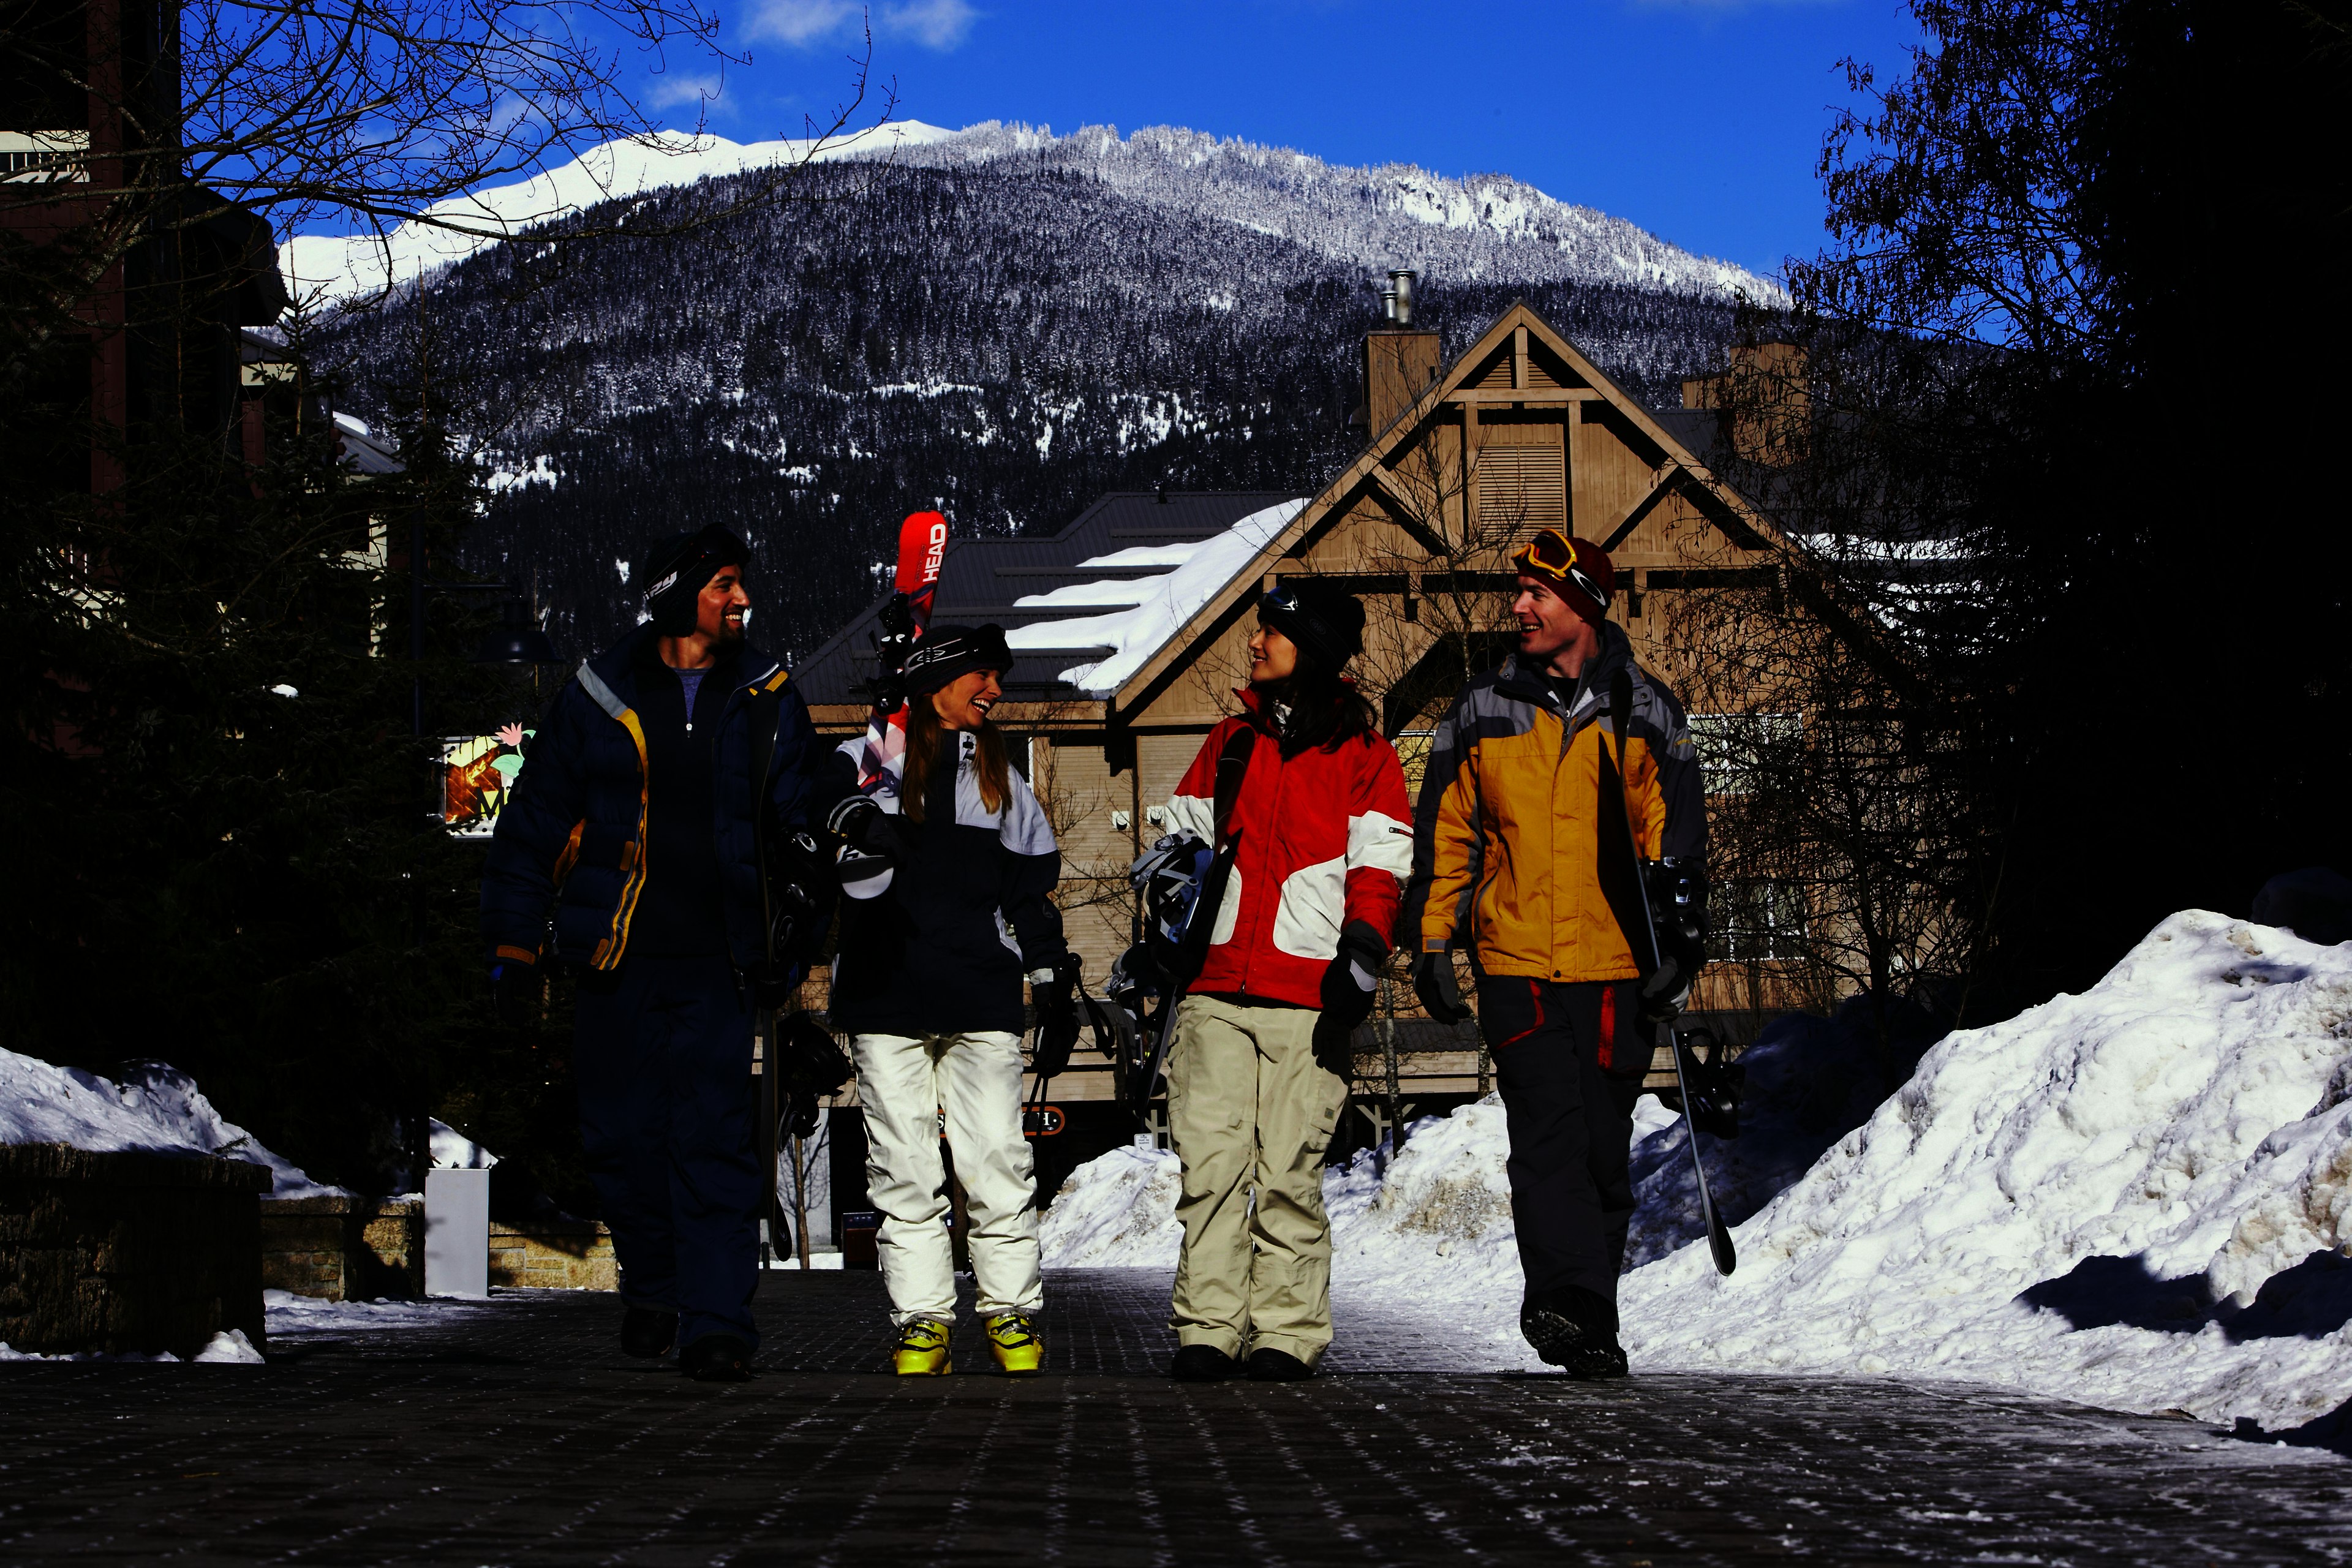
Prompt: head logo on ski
<box><xmin>859</xmin><ymin>510</ymin><xmax>949</xmax><ymax>788</ymax></box>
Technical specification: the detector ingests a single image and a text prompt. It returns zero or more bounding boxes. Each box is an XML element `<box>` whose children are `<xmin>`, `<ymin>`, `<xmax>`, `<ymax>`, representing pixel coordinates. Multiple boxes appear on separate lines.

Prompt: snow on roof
<box><xmin>1012</xmin><ymin>579</ymin><xmax>1160</xmax><ymax>610</ymax></box>
<box><xmin>1072</xmin><ymin>542</ymin><xmax>1207</xmax><ymax>569</ymax></box>
<box><xmin>279</xmin><ymin>120</ymin><xmax>960</xmax><ymax>304</ymax></box>
<box><xmin>1003</xmin><ymin>497</ymin><xmax>1305</xmax><ymax>694</ymax></box>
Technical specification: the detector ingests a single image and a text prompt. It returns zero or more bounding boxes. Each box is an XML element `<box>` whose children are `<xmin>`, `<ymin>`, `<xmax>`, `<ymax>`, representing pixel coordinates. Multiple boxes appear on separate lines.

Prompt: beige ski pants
<box><xmin>853</xmin><ymin>1029</ymin><xmax>1043</xmax><ymax>1329</ymax></box>
<box><xmin>1166</xmin><ymin>994</ymin><xmax>1350</xmax><ymax>1366</ymax></box>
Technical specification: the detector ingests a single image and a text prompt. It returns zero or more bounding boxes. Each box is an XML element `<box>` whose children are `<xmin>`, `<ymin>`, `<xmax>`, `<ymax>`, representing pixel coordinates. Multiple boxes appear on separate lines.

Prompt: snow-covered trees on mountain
<box><xmin>318</xmin><ymin>146</ymin><xmax>1755</xmax><ymax>655</ymax></box>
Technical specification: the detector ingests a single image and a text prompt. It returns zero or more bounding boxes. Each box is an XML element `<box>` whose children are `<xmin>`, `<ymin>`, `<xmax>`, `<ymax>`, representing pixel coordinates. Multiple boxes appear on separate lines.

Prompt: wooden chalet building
<box><xmin>796</xmin><ymin>298</ymin><xmax>1839</xmax><ymax>1131</ymax></box>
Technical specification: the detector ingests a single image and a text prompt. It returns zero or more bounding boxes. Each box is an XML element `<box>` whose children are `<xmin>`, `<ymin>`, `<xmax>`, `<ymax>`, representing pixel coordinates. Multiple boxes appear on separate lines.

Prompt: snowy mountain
<box><xmin>895</xmin><ymin>122</ymin><xmax>1783</xmax><ymax>302</ymax></box>
<box><xmin>282</xmin><ymin>118</ymin><xmax>1782</xmax><ymax>308</ymax></box>
<box><xmin>312</xmin><ymin>124</ymin><xmax>1766</xmax><ymax>655</ymax></box>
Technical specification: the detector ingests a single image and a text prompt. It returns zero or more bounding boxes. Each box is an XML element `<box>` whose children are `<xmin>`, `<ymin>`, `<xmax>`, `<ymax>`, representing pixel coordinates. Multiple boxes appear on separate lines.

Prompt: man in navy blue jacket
<box><xmin>481</xmin><ymin>525</ymin><xmax>829</xmax><ymax>1381</ymax></box>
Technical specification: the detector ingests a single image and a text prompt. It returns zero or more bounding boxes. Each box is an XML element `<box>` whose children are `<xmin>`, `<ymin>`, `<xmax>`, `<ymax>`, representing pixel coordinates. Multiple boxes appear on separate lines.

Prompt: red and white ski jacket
<box><xmin>1163</xmin><ymin>689</ymin><xmax>1414</xmax><ymax>1009</ymax></box>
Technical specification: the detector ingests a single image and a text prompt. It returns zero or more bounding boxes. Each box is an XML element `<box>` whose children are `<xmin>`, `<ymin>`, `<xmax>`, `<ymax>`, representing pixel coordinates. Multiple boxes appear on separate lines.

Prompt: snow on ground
<box><xmin>1625</xmin><ymin>911</ymin><xmax>2352</xmax><ymax>1439</ymax></box>
<box><xmin>1041</xmin><ymin>911</ymin><xmax>2352</xmax><ymax>1436</ymax></box>
<box><xmin>1</xmin><ymin>1330</ymin><xmax>263</xmax><ymax>1364</ymax></box>
<box><xmin>1003</xmin><ymin>499</ymin><xmax>1304</xmax><ymax>692</ymax></box>
<box><xmin>264</xmin><ymin>1289</ymin><xmax>481</xmax><ymax>1335</ymax></box>
<box><xmin>1</xmin><ymin>1047</ymin><xmax>344</xmax><ymax>1197</ymax></box>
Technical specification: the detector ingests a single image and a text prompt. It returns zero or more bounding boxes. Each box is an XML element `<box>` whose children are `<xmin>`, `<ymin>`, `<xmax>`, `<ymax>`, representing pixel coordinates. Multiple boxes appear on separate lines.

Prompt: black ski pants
<box><xmin>1479</xmin><ymin>976</ymin><xmax>1646</xmax><ymax>1320</ymax></box>
<box><xmin>575</xmin><ymin>952</ymin><xmax>760</xmax><ymax>1351</ymax></box>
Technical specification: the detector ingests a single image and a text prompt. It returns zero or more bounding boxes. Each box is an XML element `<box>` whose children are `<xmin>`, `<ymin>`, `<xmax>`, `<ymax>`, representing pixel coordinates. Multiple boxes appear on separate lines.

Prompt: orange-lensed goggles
<box><xmin>1512</xmin><ymin>529</ymin><xmax>1610</xmax><ymax>611</ymax></box>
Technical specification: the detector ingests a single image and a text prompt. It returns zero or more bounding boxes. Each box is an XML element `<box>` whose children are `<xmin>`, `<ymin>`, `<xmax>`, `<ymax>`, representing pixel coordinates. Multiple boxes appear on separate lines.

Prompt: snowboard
<box><xmin>857</xmin><ymin>510</ymin><xmax>949</xmax><ymax>788</ymax></box>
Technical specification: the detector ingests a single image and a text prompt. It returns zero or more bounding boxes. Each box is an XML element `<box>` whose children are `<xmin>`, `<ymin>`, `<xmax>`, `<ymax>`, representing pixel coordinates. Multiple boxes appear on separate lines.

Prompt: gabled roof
<box><xmin>791</xmin><ymin>491</ymin><xmax>1300</xmax><ymax>715</ymax></box>
<box><xmin>1104</xmin><ymin>301</ymin><xmax>1811</xmax><ymax>714</ymax></box>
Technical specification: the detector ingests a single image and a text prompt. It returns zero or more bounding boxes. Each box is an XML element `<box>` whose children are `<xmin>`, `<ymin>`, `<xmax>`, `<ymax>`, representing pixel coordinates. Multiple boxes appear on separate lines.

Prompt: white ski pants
<box><xmin>851</xmin><ymin>1028</ymin><xmax>1043</xmax><ymax>1329</ymax></box>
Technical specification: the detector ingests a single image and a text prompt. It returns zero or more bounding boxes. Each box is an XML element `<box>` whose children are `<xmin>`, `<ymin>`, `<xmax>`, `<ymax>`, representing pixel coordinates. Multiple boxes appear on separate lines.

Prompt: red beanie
<box><xmin>1510</xmin><ymin>529</ymin><xmax>1615</xmax><ymax>625</ymax></box>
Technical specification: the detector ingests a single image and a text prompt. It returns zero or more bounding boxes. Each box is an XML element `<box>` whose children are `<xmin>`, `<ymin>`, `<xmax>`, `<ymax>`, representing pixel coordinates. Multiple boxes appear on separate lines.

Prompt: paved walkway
<box><xmin>3</xmin><ymin>1269</ymin><xmax>2348</xmax><ymax>1564</ymax></box>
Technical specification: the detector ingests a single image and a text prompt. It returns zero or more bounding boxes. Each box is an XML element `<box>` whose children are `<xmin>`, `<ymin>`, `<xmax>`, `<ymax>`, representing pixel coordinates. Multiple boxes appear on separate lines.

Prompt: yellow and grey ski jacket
<box><xmin>1401</xmin><ymin>623</ymin><xmax>1705</xmax><ymax>984</ymax></box>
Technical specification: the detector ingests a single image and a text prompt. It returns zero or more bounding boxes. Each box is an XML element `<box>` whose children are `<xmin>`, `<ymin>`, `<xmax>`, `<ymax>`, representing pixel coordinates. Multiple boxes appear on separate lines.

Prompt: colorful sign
<box><xmin>442</xmin><ymin>723</ymin><xmax>531</xmax><ymax>838</ymax></box>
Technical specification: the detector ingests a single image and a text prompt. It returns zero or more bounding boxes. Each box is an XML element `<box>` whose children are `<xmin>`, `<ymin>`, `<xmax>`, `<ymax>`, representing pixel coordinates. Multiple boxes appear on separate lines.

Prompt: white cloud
<box><xmin>744</xmin><ymin>0</ymin><xmax>859</xmax><ymax>46</ymax></box>
<box><xmin>883</xmin><ymin>0</ymin><xmax>978</xmax><ymax>49</ymax></box>
<box><xmin>744</xmin><ymin>0</ymin><xmax>978</xmax><ymax>51</ymax></box>
<box><xmin>648</xmin><ymin>72</ymin><xmax>725</xmax><ymax>110</ymax></box>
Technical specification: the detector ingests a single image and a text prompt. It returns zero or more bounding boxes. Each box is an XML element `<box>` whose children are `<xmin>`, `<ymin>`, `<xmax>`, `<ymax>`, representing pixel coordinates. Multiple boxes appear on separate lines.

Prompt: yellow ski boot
<box><xmin>983</xmin><ymin>1311</ymin><xmax>1044</xmax><ymax>1376</ymax></box>
<box><xmin>891</xmin><ymin>1317</ymin><xmax>952</xmax><ymax>1376</ymax></box>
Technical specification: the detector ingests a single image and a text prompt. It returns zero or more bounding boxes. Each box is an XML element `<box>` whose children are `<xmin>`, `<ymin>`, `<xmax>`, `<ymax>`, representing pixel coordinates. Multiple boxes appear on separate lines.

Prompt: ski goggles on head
<box><xmin>1511</xmin><ymin>528</ymin><xmax>1611</xmax><ymax>612</ymax></box>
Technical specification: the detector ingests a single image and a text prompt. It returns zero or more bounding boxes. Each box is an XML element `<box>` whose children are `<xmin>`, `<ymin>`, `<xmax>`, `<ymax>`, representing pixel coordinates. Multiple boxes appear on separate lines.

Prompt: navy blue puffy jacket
<box><xmin>481</xmin><ymin>625</ymin><xmax>831</xmax><ymax>972</ymax></box>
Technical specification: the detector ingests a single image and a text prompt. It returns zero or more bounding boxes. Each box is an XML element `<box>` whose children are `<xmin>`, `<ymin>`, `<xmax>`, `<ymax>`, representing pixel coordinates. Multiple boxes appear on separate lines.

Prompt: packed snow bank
<box><xmin>1043</xmin><ymin>913</ymin><xmax>2352</xmax><ymax>1436</ymax></box>
<box><xmin>1038</xmin><ymin>1145</ymin><xmax>1184</xmax><ymax>1267</ymax></box>
<box><xmin>1</xmin><ymin>1048</ymin><xmax>344</xmax><ymax>1197</ymax></box>
<box><xmin>1624</xmin><ymin>910</ymin><xmax>2352</xmax><ymax>1440</ymax></box>
<box><xmin>1627</xmin><ymin>993</ymin><xmax>1945</xmax><ymax>1268</ymax></box>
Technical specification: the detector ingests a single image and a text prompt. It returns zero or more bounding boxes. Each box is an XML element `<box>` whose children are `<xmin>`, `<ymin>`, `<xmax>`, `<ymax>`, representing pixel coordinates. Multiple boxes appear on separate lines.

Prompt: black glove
<box><xmin>1028</xmin><ymin>952</ymin><xmax>1082</xmax><ymax>1079</ymax></box>
<box><xmin>1412</xmin><ymin>948</ymin><xmax>1471</xmax><ymax>1025</ymax></box>
<box><xmin>826</xmin><ymin>795</ymin><xmax>897</xmax><ymax>899</ymax></box>
<box><xmin>1637</xmin><ymin>954</ymin><xmax>1692</xmax><ymax>1030</ymax></box>
<box><xmin>488</xmin><ymin>959</ymin><xmax>536</xmax><ymax>1028</ymax></box>
<box><xmin>827</xmin><ymin>794</ymin><xmax>895</xmax><ymax>856</ymax></box>
<box><xmin>1312</xmin><ymin>922</ymin><xmax>1386</xmax><ymax>1076</ymax></box>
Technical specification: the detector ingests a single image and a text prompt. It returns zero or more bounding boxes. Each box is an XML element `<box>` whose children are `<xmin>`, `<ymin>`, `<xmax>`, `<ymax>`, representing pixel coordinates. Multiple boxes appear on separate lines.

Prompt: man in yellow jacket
<box><xmin>1401</xmin><ymin>529</ymin><xmax>1705</xmax><ymax>1379</ymax></box>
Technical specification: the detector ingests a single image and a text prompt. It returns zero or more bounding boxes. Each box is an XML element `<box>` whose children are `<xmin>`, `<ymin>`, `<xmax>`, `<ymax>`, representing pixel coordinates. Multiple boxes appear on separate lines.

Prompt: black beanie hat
<box><xmin>902</xmin><ymin>624</ymin><xmax>1014</xmax><ymax>696</ymax></box>
<box><xmin>641</xmin><ymin>525</ymin><xmax>750</xmax><ymax>636</ymax></box>
<box><xmin>1257</xmin><ymin>581</ymin><xmax>1365</xmax><ymax>672</ymax></box>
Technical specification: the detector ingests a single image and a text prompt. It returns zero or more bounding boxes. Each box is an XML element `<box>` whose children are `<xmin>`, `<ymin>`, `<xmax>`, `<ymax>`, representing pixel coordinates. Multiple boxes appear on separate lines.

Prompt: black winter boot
<box><xmin>1245</xmin><ymin>1347</ymin><xmax>1314</xmax><ymax>1382</ymax></box>
<box><xmin>1169</xmin><ymin>1344</ymin><xmax>1242</xmax><ymax>1382</ymax></box>
<box><xmin>1520</xmin><ymin>1287</ymin><xmax>1629</xmax><ymax>1381</ymax></box>
<box><xmin>622</xmin><ymin>1306</ymin><xmax>677</xmax><ymax>1359</ymax></box>
<box><xmin>680</xmin><ymin>1333</ymin><xmax>755</xmax><ymax>1382</ymax></box>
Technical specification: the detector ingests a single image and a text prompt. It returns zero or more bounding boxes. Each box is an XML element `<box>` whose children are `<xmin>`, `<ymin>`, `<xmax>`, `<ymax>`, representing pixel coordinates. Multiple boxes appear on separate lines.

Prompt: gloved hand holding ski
<box><xmin>1028</xmin><ymin>952</ymin><xmax>1083</xmax><ymax>1079</ymax></box>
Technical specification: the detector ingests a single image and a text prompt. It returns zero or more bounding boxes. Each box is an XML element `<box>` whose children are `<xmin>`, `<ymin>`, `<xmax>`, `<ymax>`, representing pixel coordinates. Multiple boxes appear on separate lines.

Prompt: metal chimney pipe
<box><xmin>1389</xmin><ymin>269</ymin><xmax>1417</xmax><ymax>328</ymax></box>
<box><xmin>1381</xmin><ymin>280</ymin><xmax>1398</xmax><ymax>323</ymax></box>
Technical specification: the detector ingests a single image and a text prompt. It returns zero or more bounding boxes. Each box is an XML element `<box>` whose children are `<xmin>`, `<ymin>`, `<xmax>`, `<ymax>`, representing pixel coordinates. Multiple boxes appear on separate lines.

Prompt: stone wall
<box><xmin>489</xmin><ymin>1219</ymin><xmax>616</xmax><ymax>1291</ymax></box>
<box><xmin>259</xmin><ymin>1197</ymin><xmax>423</xmax><ymax>1301</ymax></box>
<box><xmin>260</xmin><ymin>1198</ymin><xmax>617</xmax><ymax>1298</ymax></box>
<box><xmin>0</xmin><ymin>1142</ymin><xmax>270</xmax><ymax>1357</ymax></box>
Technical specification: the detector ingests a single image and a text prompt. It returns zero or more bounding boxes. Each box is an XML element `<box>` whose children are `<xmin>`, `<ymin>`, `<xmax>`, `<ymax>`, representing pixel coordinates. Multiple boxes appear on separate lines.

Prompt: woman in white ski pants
<box><xmin>823</xmin><ymin>624</ymin><xmax>1077</xmax><ymax>1374</ymax></box>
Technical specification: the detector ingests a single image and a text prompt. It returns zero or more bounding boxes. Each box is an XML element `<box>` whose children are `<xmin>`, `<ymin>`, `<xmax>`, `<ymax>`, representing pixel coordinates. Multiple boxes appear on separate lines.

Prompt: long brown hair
<box><xmin>901</xmin><ymin>692</ymin><xmax>1011</xmax><ymax>823</ymax></box>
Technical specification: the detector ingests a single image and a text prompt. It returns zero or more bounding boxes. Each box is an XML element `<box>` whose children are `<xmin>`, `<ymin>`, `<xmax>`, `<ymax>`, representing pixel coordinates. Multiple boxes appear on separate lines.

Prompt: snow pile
<box><xmin>1325</xmin><ymin>1099</ymin><xmax>1520</xmax><ymax>1305</ymax></box>
<box><xmin>1626</xmin><ymin>995</ymin><xmax>1944</xmax><ymax>1269</ymax></box>
<box><xmin>1003</xmin><ymin>499</ymin><xmax>1305</xmax><ymax>692</ymax></box>
<box><xmin>1038</xmin><ymin>1145</ymin><xmax>1184</xmax><ymax>1267</ymax></box>
<box><xmin>1624</xmin><ymin>911</ymin><xmax>2352</xmax><ymax>1439</ymax></box>
<box><xmin>1</xmin><ymin>1329</ymin><xmax>263</xmax><ymax>1364</ymax></box>
<box><xmin>1041</xmin><ymin>913</ymin><xmax>2352</xmax><ymax>1434</ymax></box>
<box><xmin>1</xmin><ymin>1048</ymin><xmax>344</xmax><ymax>1198</ymax></box>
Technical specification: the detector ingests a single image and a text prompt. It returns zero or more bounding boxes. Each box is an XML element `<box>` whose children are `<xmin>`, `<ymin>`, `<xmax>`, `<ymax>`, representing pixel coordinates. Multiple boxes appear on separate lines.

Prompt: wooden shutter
<box><xmin>1477</xmin><ymin>445</ymin><xmax>1567</xmax><ymax>534</ymax></box>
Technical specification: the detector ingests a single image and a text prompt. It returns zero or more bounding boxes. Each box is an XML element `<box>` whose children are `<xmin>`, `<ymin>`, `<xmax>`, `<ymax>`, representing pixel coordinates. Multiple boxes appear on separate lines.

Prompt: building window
<box><xmin>1709</xmin><ymin>880</ymin><xmax>1806</xmax><ymax>962</ymax></box>
<box><xmin>1392</xmin><ymin>729</ymin><xmax>1438</xmax><ymax>796</ymax></box>
<box><xmin>1687</xmin><ymin>711</ymin><xmax>1801</xmax><ymax>796</ymax></box>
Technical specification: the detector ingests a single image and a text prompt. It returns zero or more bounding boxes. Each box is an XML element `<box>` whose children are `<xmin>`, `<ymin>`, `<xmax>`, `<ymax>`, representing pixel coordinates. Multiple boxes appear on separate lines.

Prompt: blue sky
<box><xmin>655</xmin><ymin>0</ymin><xmax>1924</xmax><ymax>279</ymax></box>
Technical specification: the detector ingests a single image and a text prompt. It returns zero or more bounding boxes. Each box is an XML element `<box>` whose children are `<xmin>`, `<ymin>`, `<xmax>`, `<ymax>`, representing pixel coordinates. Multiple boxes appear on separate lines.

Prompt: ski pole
<box><xmin>1608</xmin><ymin>671</ymin><xmax>1735</xmax><ymax>1277</ymax></box>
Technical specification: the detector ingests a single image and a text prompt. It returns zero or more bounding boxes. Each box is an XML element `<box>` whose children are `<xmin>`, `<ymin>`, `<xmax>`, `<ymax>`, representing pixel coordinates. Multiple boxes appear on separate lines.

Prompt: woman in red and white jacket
<box><xmin>1160</xmin><ymin>582</ymin><xmax>1413</xmax><ymax>1383</ymax></box>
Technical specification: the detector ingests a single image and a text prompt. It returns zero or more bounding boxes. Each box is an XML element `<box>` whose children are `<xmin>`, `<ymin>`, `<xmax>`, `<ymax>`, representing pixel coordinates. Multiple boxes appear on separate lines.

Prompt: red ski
<box><xmin>858</xmin><ymin>510</ymin><xmax>949</xmax><ymax>786</ymax></box>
